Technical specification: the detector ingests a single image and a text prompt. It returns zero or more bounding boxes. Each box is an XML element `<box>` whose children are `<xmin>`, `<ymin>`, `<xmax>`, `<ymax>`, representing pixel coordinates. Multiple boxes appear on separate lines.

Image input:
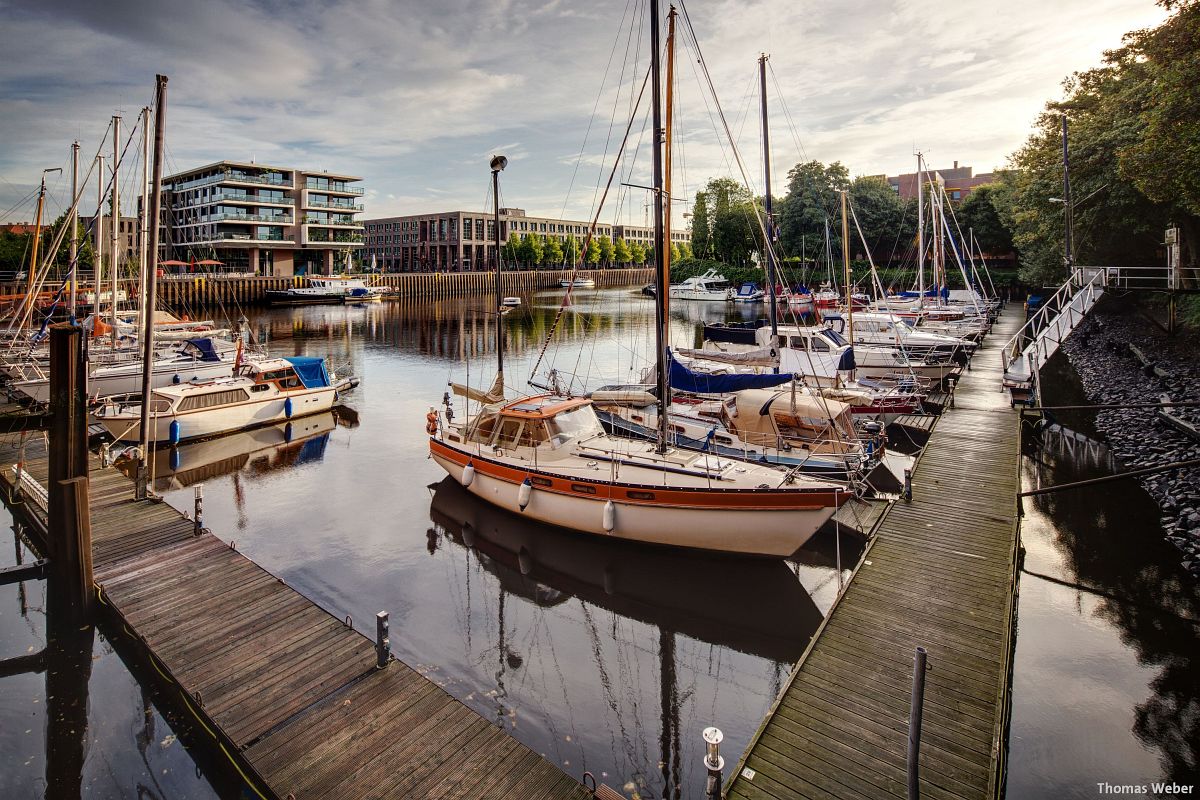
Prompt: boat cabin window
<box><xmin>260</xmin><ymin>368</ymin><xmax>303</xmax><ymax>389</ymax></box>
<box><xmin>517</xmin><ymin>421</ymin><xmax>550</xmax><ymax>447</ymax></box>
<box><xmin>467</xmin><ymin>412</ymin><xmax>499</xmax><ymax>443</ymax></box>
<box><xmin>493</xmin><ymin>418</ymin><xmax>524</xmax><ymax>448</ymax></box>
<box><xmin>821</xmin><ymin>329</ymin><xmax>849</xmax><ymax>346</ymax></box>
<box><xmin>546</xmin><ymin>406</ymin><xmax>602</xmax><ymax>447</ymax></box>
<box><xmin>809</xmin><ymin>336</ymin><xmax>830</xmax><ymax>352</ymax></box>
<box><xmin>789</xmin><ymin>335</ymin><xmax>806</xmax><ymax>350</ymax></box>
<box><xmin>147</xmin><ymin>395</ymin><xmax>173</xmax><ymax>413</ymax></box>
<box><xmin>178</xmin><ymin>388</ymin><xmax>250</xmax><ymax>411</ymax></box>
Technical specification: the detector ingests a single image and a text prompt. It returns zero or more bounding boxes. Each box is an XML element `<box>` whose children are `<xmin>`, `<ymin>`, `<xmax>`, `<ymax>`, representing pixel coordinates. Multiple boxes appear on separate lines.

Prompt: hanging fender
<box><xmin>168</xmin><ymin>419</ymin><xmax>181</xmax><ymax>446</ymax></box>
<box><xmin>602</xmin><ymin>500</ymin><xmax>616</xmax><ymax>533</ymax></box>
<box><xmin>284</xmin><ymin>397</ymin><xmax>294</xmax><ymax>418</ymax></box>
<box><xmin>461</xmin><ymin>461</ymin><xmax>476</xmax><ymax>487</ymax></box>
<box><xmin>518</xmin><ymin>478</ymin><xmax>532</xmax><ymax>511</ymax></box>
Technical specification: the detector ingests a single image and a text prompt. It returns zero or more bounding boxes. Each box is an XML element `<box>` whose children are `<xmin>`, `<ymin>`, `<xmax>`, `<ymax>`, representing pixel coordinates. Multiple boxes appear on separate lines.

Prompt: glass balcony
<box><xmin>302</xmin><ymin>215</ymin><xmax>363</xmax><ymax>228</ymax></box>
<box><xmin>173</xmin><ymin>192</ymin><xmax>294</xmax><ymax>209</ymax></box>
<box><xmin>306</xmin><ymin>199</ymin><xmax>365</xmax><ymax>211</ymax></box>
<box><xmin>305</xmin><ymin>179</ymin><xmax>364</xmax><ymax>196</ymax></box>
<box><xmin>208</xmin><ymin>212</ymin><xmax>293</xmax><ymax>224</ymax></box>
<box><xmin>172</xmin><ymin>170</ymin><xmax>291</xmax><ymax>192</ymax></box>
<box><xmin>191</xmin><ymin>232</ymin><xmax>292</xmax><ymax>244</ymax></box>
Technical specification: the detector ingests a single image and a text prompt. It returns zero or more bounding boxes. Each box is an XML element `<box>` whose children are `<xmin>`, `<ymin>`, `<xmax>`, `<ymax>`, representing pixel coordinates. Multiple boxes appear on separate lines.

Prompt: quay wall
<box><xmin>3</xmin><ymin>269</ymin><xmax>654</xmax><ymax>309</ymax></box>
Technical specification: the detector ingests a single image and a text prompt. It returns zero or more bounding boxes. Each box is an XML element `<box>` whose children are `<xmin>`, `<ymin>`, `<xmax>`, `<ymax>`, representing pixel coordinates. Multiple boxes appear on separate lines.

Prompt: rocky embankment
<box><xmin>1059</xmin><ymin>302</ymin><xmax>1200</xmax><ymax>576</ymax></box>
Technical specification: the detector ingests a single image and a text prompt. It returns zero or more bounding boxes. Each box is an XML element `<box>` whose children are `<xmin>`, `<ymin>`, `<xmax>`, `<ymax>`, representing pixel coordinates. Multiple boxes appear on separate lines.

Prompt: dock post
<box><xmin>903</xmin><ymin>469</ymin><xmax>913</xmax><ymax>502</ymax></box>
<box><xmin>48</xmin><ymin>323</ymin><xmax>93</xmax><ymax>621</ymax></box>
<box><xmin>702</xmin><ymin>727</ymin><xmax>724</xmax><ymax>800</ymax></box>
<box><xmin>907</xmin><ymin>646</ymin><xmax>928</xmax><ymax>800</ymax></box>
<box><xmin>193</xmin><ymin>483</ymin><xmax>204</xmax><ymax>535</ymax></box>
<box><xmin>375</xmin><ymin>611</ymin><xmax>390</xmax><ymax>668</ymax></box>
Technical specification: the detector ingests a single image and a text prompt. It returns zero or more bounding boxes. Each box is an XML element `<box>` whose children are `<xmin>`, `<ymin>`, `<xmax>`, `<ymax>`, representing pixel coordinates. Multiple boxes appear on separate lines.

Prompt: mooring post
<box><xmin>193</xmin><ymin>483</ymin><xmax>204</xmax><ymax>535</ymax></box>
<box><xmin>903</xmin><ymin>469</ymin><xmax>913</xmax><ymax>503</ymax></box>
<box><xmin>907</xmin><ymin>646</ymin><xmax>928</xmax><ymax>800</ymax></box>
<box><xmin>48</xmin><ymin>324</ymin><xmax>93</xmax><ymax>621</ymax></box>
<box><xmin>702</xmin><ymin>727</ymin><xmax>724</xmax><ymax>800</ymax></box>
<box><xmin>375</xmin><ymin>611</ymin><xmax>390</xmax><ymax>668</ymax></box>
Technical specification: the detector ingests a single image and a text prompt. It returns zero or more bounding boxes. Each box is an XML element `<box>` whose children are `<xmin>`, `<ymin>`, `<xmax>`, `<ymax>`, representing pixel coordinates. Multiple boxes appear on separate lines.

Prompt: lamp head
<box><xmin>490</xmin><ymin>155</ymin><xmax>508</xmax><ymax>173</ymax></box>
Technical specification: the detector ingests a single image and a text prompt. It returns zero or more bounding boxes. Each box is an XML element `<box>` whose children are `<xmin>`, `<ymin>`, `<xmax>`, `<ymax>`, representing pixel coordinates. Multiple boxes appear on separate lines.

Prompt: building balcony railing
<box><xmin>171</xmin><ymin>170</ymin><xmax>292</xmax><ymax>192</ymax></box>
<box><xmin>189</xmin><ymin>232</ymin><xmax>293</xmax><ymax>244</ymax></box>
<box><xmin>208</xmin><ymin>212</ymin><xmax>293</xmax><ymax>224</ymax></box>
<box><xmin>302</xmin><ymin>216</ymin><xmax>363</xmax><ymax>228</ymax></box>
<box><xmin>305</xmin><ymin>180</ymin><xmax>364</xmax><ymax>196</ymax></box>
<box><xmin>307</xmin><ymin>233</ymin><xmax>364</xmax><ymax>244</ymax></box>
<box><xmin>173</xmin><ymin>192</ymin><xmax>294</xmax><ymax>209</ymax></box>
<box><xmin>305</xmin><ymin>199</ymin><xmax>364</xmax><ymax>211</ymax></box>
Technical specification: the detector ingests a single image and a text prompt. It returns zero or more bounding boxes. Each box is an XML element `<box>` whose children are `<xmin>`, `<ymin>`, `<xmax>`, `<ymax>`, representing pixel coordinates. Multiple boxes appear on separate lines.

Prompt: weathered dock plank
<box><xmin>0</xmin><ymin>437</ymin><xmax>594</xmax><ymax>799</ymax></box>
<box><xmin>727</xmin><ymin>307</ymin><xmax>1024</xmax><ymax>800</ymax></box>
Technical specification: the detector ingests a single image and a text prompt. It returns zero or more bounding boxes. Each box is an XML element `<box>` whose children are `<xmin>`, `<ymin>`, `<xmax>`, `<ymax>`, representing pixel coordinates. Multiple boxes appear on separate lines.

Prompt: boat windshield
<box><xmin>547</xmin><ymin>406</ymin><xmax>603</xmax><ymax>447</ymax></box>
<box><xmin>821</xmin><ymin>328</ymin><xmax>849</xmax><ymax>346</ymax></box>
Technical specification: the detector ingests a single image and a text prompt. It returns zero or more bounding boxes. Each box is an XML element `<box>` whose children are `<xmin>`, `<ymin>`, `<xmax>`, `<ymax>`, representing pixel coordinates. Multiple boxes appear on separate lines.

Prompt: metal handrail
<box><xmin>1002</xmin><ymin>268</ymin><xmax>1107</xmax><ymax>369</ymax></box>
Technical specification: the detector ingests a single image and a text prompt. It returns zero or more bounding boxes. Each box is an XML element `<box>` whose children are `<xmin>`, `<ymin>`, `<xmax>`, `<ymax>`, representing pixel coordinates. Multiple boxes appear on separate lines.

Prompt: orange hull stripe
<box><xmin>430</xmin><ymin>438</ymin><xmax>848</xmax><ymax>510</ymax></box>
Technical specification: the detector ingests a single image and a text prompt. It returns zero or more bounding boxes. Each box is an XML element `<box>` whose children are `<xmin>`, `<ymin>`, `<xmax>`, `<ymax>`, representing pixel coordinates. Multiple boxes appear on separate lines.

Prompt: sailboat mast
<box><xmin>27</xmin><ymin>175</ymin><xmax>47</xmax><ymax>309</ymax></box>
<box><xmin>138</xmin><ymin>107</ymin><xmax>150</xmax><ymax>331</ymax></box>
<box><xmin>491</xmin><ymin>157</ymin><xmax>506</xmax><ymax>388</ymax></box>
<box><xmin>110</xmin><ymin>114</ymin><xmax>121</xmax><ymax>347</ymax></box>
<box><xmin>69</xmin><ymin>141</ymin><xmax>79</xmax><ymax>321</ymax></box>
<box><xmin>759</xmin><ymin>53</ymin><xmax>778</xmax><ymax>349</ymax></box>
<box><xmin>650</xmin><ymin>0</ymin><xmax>669</xmax><ymax>455</ymax></box>
<box><xmin>916</xmin><ymin>153</ymin><xmax>924</xmax><ymax>297</ymax></box>
<box><xmin>136</xmin><ymin>75</ymin><xmax>167</xmax><ymax>501</ymax></box>
<box><xmin>840</xmin><ymin>190</ymin><xmax>853</xmax><ymax>344</ymax></box>
<box><xmin>95</xmin><ymin>154</ymin><xmax>104</xmax><ymax>325</ymax></box>
<box><xmin>662</xmin><ymin>5</ymin><xmax>676</xmax><ymax>318</ymax></box>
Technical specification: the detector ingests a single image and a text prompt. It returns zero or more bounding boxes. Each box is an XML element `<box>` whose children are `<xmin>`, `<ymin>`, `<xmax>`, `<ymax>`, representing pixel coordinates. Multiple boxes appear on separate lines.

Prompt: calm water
<box><xmin>1</xmin><ymin>290</ymin><xmax>1195</xmax><ymax>798</ymax></box>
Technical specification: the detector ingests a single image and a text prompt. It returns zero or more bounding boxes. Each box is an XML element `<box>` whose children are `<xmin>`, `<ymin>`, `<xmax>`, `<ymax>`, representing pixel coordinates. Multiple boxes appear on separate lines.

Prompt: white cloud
<box><xmin>0</xmin><ymin>0</ymin><xmax>1170</xmax><ymax>228</ymax></box>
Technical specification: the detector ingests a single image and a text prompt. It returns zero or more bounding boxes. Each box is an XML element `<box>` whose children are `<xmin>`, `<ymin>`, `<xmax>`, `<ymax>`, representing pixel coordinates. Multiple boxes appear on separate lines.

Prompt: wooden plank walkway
<box><xmin>726</xmin><ymin>306</ymin><xmax>1024</xmax><ymax>800</ymax></box>
<box><xmin>0</xmin><ymin>437</ymin><xmax>593</xmax><ymax>800</ymax></box>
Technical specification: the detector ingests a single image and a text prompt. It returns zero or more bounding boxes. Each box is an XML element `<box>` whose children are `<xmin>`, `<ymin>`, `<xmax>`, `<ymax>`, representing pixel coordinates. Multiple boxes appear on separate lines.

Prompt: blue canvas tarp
<box><xmin>667</xmin><ymin>349</ymin><xmax>793</xmax><ymax>394</ymax></box>
<box><xmin>184</xmin><ymin>338</ymin><xmax>223</xmax><ymax>362</ymax></box>
<box><xmin>284</xmin><ymin>356</ymin><xmax>332</xmax><ymax>389</ymax></box>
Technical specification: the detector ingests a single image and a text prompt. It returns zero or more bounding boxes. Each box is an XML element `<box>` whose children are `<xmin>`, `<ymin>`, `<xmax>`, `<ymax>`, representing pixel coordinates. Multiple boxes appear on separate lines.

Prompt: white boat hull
<box><xmin>98</xmin><ymin>386</ymin><xmax>336</xmax><ymax>443</ymax></box>
<box><xmin>430</xmin><ymin>441</ymin><xmax>836</xmax><ymax>557</ymax></box>
<box><xmin>13</xmin><ymin>359</ymin><xmax>235</xmax><ymax>404</ymax></box>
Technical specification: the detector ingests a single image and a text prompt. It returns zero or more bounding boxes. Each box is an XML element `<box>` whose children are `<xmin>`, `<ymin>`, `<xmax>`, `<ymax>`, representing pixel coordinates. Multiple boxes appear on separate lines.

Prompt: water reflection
<box><xmin>1010</xmin><ymin>353</ymin><xmax>1200</xmax><ymax>796</ymax></box>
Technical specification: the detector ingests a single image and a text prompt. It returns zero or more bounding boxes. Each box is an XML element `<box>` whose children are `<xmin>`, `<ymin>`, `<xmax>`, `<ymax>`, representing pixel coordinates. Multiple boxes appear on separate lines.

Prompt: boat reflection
<box><xmin>126</xmin><ymin>412</ymin><xmax>336</xmax><ymax>492</ymax></box>
<box><xmin>429</xmin><ymin>476</ymin><xmax>822</xmax><ymax>663</ymax></box>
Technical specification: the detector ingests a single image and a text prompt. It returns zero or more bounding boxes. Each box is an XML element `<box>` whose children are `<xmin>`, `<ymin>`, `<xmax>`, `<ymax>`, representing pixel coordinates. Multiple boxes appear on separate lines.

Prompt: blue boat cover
<box><xmin>186</xmin><ymin>338</ymin><xmax>222</xmax><ymax>362</ymax></box>
<box><xmin>666</xmin><ymin>349</ymin><xmax>793</xmax><ymax>393</ymax></box>
<box><xmin>284</xmin><ymin>356</ymin><xmax>332</xmax><ymax>389</ymax></box>
<box><xmin>897</xmin><ymin>288</ymin><xmax>950</xmax><ymax>299</ymax></box>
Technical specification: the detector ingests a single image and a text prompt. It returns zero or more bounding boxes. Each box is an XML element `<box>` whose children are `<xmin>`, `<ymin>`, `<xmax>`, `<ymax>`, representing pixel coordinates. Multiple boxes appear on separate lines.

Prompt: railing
<box><xmin>174</xmin><ymin>192</ymin><xmax>294</xmax><ymax>209</ymax></box>
<box><xmin>1002</xmin><ymin>267</ymin><xmax>1107</xmax><ymax>383</ymax></box>
<box><xmin>171</xmin><ymin>170</ymin><xmax>291</xmax><ymax>192</ymax></box>
<box><xmin>302</xmin><ymin>216</ymin><xmax>362</xmax><ymax>228</ymax></box>
<box><xmin>189</xmin><ymin>232</ymin><xmax>291</xmax><ymax>244</ymax></box>
<box><xmin>305</xmin><ymin>181</ymin><xmax>364</xmax><ymax>196</ymax></box>
<box><xmin>206</xmin><ymin>212</ymin><xmax>293</xmax><ymax>224</ymax></box>
<box><xmin>305</xmin><ymin>199</ymin><xmax>364</xmax><ymax>211</ymax></box>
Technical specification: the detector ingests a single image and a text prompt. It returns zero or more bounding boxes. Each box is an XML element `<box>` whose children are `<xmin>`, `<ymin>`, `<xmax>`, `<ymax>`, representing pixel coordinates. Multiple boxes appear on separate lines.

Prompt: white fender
<box><xmin>461</xmin><ymin>462</ymin><xmax>476</xmax><ymax>487</ymax></box>
<box><xmin>603</xmin><ymin>500</ymin><xmax>616</xmax><ymax>533</ymax></box>
<box><xmin>518</xmin><ymin>478</ymin><xmax>532</xmax><ymax>511</ymax></box>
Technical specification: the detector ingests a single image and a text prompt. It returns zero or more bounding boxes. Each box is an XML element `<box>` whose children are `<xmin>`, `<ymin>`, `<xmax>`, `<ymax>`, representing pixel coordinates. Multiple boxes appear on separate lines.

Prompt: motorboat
<box><xmin>668</xmin><ymin>269</ymin><xmax>732</xmax><ymax>302</ymax></box>
<box><xmin>94</xmin><ymin>356</ymin><xmax>341</xmax><ymax>443</ymax></box>
<box><xmin>732</xmin><ymin>282</ymin><xmax>765</xmax><ymax>303</ymax></box>
<box><xmin>265</xmin><ymin>276</ymin><xmax>375</xmax><ymax>305</ymax></box>
<box><xmin>559</xmin><ymin>277</ymin><xmax>596</xmax><ymax>289</ymax></box>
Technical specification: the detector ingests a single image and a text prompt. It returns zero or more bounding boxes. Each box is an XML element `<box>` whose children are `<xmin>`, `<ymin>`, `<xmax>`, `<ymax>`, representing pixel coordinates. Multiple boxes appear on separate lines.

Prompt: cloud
<box><xmin>0</xmin><ymin>0</ymin><xmax>1171</xmax><ymax>227</ymax></box>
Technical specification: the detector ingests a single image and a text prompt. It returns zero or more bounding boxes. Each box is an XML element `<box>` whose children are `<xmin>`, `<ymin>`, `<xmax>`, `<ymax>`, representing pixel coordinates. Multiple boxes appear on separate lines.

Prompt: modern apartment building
<box><xmin>159</xmin><ymin>161</ymin><xmax>364</xmax><ymax>276</ymax></box>
<box><xmin>363</xmin><ymin>208</ymin><xmax>689</xmax><ymax>272</ymax></box>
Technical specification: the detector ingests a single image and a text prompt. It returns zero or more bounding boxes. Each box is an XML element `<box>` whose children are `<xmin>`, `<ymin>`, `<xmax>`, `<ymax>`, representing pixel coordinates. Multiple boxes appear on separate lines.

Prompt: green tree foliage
<box><xmin>999</xmin><ymin>0</ymin><xmax>1198</xmax><ymax>284</ymax></box>
<box><xmin>613</xmin><ymin>237</ymin><xmax>631</xmax><ymax>265</ymax></box>
<box><xmin>504</xmin><ymin>233</ymin><xmax>522</xmax><ymax>265</ymax></box>
<box><xmin>678</xmin><ymin>241</ymin><xmax>693</xmax><ymax>260</ymax></box>
<box><xmin>597</xmin><ymin>234</ymin><xmax>615</xmax><ymax>266</ymax></box>
<box><xmin>563</xmin><ymin>234</ymin><xmax>581</xmax><ymax>265</ymax></box>
<box><xmin>629</xmin><ymin>241</ymin><xmax>647</xmax><ymax>265</ymax></box>
<box><xmin>585</xmin><ymin>237</ymin><xmax>601</xmax><ymax>265</ymax></box>
<box><xmin>670</xmin><ymin>242</ymin><xmax>682</xmax><ymax>263</ymax></box>
<box><xmin>692</xmin><ymin>177</ymin><xmax>759</xmax><ymax>266</ymax></box>
<box><xmin>690</xmin><ymin>191</ymin><xmax>712</xmax><ymax>258</ymax></box>
<box><xmin>543</xmin><ymin>234</ymin><xmax>564</xmax><ymax>266</ymax></box>
<box><xmin>956</xmin><ymin>185</ymin><xmax>1014</xmax><ymax>255</ymax></box>
<box><xmin>0</xmin><ymin>212</ymin><xmax>96</xmax><ymax>275</ymax></box>
<box><xmin>518</xmin><ymin>231</ymin><xmax>544</xmax><ymax>266</ymax></box>
<box><xmin>847</xmin><ymin>176</ymin><xmax>910</xmax><ymax>262</ymax></box>
<box><xmin>777</xmin><ymin>161</ymin><xmax>849</xmax><ymax>258</ymax></box>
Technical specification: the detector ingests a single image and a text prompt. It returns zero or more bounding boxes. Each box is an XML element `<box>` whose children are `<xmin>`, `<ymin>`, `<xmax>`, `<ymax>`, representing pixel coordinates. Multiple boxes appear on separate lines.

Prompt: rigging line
<box><xmin>527</xmin><ymin>65</ymin><xmax>651</xmax><ymax>384</ymax></box>
<box><xmin>0</xmin><ymin>187</ymin><xmax>41</xmax><ymax>222</ymax></box>
<box><xmin>767</xmin><ymin>61</ymin><xmax>808</xmax><ymax>165</ymax></box>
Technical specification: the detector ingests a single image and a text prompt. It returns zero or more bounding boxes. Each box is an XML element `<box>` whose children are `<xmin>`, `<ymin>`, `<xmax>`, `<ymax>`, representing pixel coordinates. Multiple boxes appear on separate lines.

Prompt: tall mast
<box><xmin>662</xmin><ymin>5</ymin><xmax>676</xmax><ymax>323</ymax></box>
<box><xmin>136</xmin><ymin>75</ymin><xmax>167</xmax><ymax>500</ymax></box>
<box><xmin>95</xmin><ymin>155</ymin><xmax>104</xmax><ymax>326</ymax></box>
<box><xmin>650</xmin><ymin>0</ymin><xmax>669</xmax><ymax>455</ymax></box>
<box><xmin>490</xmin><ymin>154</ymin><xmax>507</xmax><ymax>395</ymax></box>
<box><xmin>110</xmin><ymin>114</ymin><xmax>121</xmax><ymax>347</ymax></box>
<box><xmin>840</xmin><ymin>190</ymin><xmax>853</xmax><ymax>344</ymax></box>
<box><xmin>916</xmin><ymin>153</ymin><xmax>924</xmax><ymax>297</ymax></box>
<box><xmin>759</xmin><ymin>53</ymin><xmax>778</xmax><ymax>353</ymax></box>
<box><xmin>27</xmin><ymin>175</ymin><xmax>48</xmax><ymax>309</ymax></box>
<box><xmin>69</xmin><ymin>142</ymin><xmax>79</xmax><ymax>321</ymax></box>
<box><xmin>138</xmin><ymin>108</ymin><xmax>150</xmax><ymax>331</ymax></box>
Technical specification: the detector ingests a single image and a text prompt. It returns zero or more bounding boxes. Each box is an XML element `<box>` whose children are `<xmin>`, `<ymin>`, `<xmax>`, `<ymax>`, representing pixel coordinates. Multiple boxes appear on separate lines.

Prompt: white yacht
<box><xmin>669</xmin><ymin>269</ymin><xmax>732</xmax><ymax>301</ymax></box>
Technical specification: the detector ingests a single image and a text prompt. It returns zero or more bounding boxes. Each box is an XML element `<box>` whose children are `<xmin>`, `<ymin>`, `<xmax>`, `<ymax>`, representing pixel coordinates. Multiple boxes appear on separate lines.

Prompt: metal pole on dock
<box><xmin>138</xmin><ymin>107</ymin><xmax>150</xmax><ymax>331</ymax></box>
<box><xmin>110</xmin><ymin>114</ymin><xmax>121</xmax><ymax>349</ymax></box>
<box><xmin>136</xmin><ymin>75</ymin><xmax>168</xmax><ymax>500</ymax></box>
<box><xmin>69</xmin><ymin>142</ymin><xmax>79</xmax><ymax>321</ymax></box>
<box><xmin>48</xmin><ymin>324</ymin><xmax>93</xmax><ymax>621</ymax></box>
<box><xmin>907</xmin><ymin>646</ymin><xmax>928</xmax><ymax>800</ymax></box>
<box><xmin>702</xmin><ymin>726</ymin><xmax>724</xmax><ymax>800</ymax></box>
<box><xmin>376</xmin><ymin>611</ymin><xmax>390</xmax><ymax>668</ymax></box>
<box><xmin>1061</xmin><ymin>115</ymin><xmax>1073</xmax><ymax>270</ymax></box>
<box><xmin>193</xmin><ymin>484</ymin><xmax>204</xmax><ymax>535</ymax></box>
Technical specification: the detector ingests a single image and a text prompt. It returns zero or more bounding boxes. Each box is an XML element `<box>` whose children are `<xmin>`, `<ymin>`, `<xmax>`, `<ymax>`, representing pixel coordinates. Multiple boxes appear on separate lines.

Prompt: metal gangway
<box><xmin>1002</xmin><ymin>267</ymin><xmax>1108</xmax><ymax>404</ymax></box>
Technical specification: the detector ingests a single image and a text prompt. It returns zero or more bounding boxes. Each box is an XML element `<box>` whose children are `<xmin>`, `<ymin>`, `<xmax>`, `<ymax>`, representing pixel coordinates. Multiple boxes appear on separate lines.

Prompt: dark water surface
<box><xmin>1</xmin><ymin>290</ymin><xmax>1195</xmax><ymax>798</ymax></box>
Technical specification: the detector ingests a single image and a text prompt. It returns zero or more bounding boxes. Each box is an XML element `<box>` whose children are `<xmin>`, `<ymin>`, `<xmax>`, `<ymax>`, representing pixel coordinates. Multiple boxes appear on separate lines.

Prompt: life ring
<box><xmin>425</xmin><ymin>410</ymin><xmax>438</xmax><ymax>435</ymax></box>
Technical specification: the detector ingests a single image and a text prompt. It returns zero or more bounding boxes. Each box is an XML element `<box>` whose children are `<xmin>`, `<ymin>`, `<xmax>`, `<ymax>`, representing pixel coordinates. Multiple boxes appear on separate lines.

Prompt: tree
<box><xmin>692</xmin><ymin>177</ymin><xmax>758</xmax><ymax>266</ymax></box>
<box><xmin>690</xmin><ymin>191</ymin><xmax>711</xmax><ymax>257</ymax></box>
<box><xmin>957</xmin><ymin>185</ymin><xmax>1013</xmax><ymax>255</ymax></box>
<box><xmin>597</xmin><ymin>234</ymin><xmax>615</xmax><ymax>266</ymax></box>
<box><xmin>613</xmin><ymin>237</ymin><xmax>631</xmax><ymax>266</ymax></box>
<box><xmin>563</xmin><ymin>233</ymin><xmax>581</xmax><ymax>265</ymax></box>
<box><xmin>629</xmin><ymin>241</ymin><xmax>647</xmax><ymax>265</ymax></box>
<box><xmin>585</xmin><ymin>237</ymin><xmax>601</xmax><ymax>265</ymax></box>
<box><xmin>847</xmin><ymin>175</ymin><xmax>908</xmax><ymax>262</ymax></box>
<box><xmin>504</xmin><ymin>233</ymin><xmax>522</xmax><ymax>266</ymax></box>
<box><xmin>670</xmin><ymin>242</ymin><xmax>682</xmax><ymax>263</ymax></box>
<box><xmin>543</xmin><ymin>234</ymin><xmax>564</xmax><ymax>266</ymax></box>
<box><xmin>528</xmin><ymin>232</ymin><xmax>545</xmax><ymax>266</ymax></box>
<box><xmin>777</xmin><ymin>161</ymin><xmax>849</xmax><ymax>259</ymax></box>
<box><xmin>678</xmin><ymin>242</ymin><xmax>693</xmax><ymax>260</ymax></box>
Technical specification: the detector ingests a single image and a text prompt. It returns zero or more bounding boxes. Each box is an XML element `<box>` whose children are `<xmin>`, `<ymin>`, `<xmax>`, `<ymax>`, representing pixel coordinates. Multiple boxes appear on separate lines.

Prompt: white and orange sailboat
<box><xmin>428</xmin><ymin>3</ymin><xmax>850</xmax><ymax>558</ymax></box>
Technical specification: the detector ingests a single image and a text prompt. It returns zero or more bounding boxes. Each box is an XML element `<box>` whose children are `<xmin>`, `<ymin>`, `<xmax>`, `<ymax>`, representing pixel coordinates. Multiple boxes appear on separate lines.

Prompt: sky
<box><xmin>0</xmin><ymin>0</ymin><xmax>1170</xmax><ymax>229</ymax></box>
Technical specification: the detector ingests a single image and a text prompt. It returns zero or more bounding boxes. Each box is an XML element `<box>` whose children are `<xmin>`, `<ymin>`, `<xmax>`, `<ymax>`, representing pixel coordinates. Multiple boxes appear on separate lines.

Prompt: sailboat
<box><xmin>428</xmin><ymin>2</ymin><xmax>849</xmax><ymax>558</ymax></box>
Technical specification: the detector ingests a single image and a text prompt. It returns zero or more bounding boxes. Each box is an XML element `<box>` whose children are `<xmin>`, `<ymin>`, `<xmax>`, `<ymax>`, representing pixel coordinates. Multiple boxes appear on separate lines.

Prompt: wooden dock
<box><xmin>726</xmin><ymin>307</ymin><xmax>1024</xmax><ymax>800</ymax></box>
<box><xmin>0</xmin><ymin>437</ymin><xmax>595</xmax><ymax>800</ymax></box>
